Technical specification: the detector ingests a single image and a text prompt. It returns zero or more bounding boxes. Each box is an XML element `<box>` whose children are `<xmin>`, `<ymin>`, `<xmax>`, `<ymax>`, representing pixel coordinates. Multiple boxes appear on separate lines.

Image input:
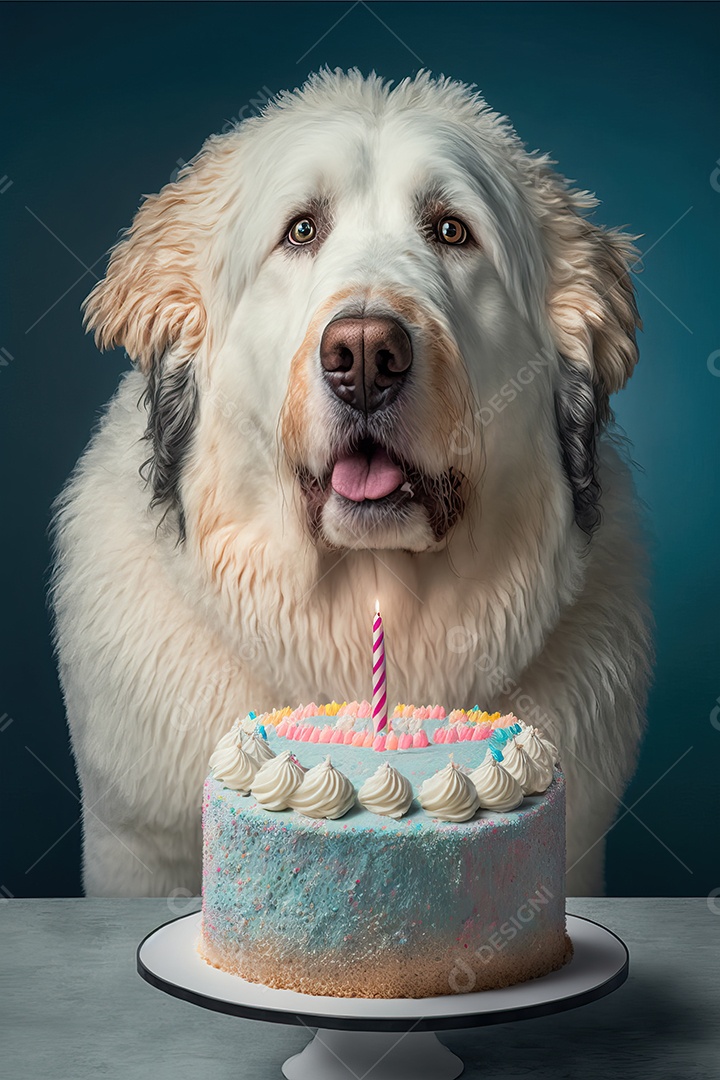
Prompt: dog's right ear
<box><xmin>83</xmin><ymin>155</ymin><xmax>214</xmax><ymax>373</ymax></box>
<box><xmin>83</xmin><ymin>139</ymin><xmax>235</xmax><ymax>537</ymax></box>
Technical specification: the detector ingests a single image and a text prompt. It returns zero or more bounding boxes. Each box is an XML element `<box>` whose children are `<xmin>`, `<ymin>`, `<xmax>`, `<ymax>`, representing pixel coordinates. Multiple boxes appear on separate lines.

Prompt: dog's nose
<box><xmin>320</xmin><ymin>316</ymin><xmax>413</xmax><ymax>412</ymax></box>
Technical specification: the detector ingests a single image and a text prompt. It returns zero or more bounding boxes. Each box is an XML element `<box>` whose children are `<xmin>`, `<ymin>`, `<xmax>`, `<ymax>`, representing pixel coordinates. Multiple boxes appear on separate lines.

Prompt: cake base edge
<box><xmin>196</xmin><ymin>927</ymin><xmax>574</xmax><ymax>999</ymax></box>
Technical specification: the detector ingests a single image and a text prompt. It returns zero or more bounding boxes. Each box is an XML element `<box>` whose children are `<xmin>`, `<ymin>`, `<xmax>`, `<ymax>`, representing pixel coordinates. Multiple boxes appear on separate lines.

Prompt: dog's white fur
<box><xmin>51</xmin><ymin>71</ymin><xmax>651</xmax><ymax>897</ymax></box>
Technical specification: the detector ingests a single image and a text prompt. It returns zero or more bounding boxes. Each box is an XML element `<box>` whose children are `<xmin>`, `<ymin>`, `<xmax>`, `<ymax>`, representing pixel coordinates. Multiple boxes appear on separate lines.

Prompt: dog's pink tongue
<box><xmin>332</xmin><ymin>448</ymin><xmax>404</xmax><ymax>502</ymax></box>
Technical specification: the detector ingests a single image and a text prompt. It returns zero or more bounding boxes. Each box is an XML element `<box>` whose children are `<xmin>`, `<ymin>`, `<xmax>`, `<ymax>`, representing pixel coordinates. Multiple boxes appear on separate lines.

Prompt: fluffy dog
<box><xmin>51</xmin><ymin>70</ymin><xmax>651</xmax><ymax>897</ymax></box>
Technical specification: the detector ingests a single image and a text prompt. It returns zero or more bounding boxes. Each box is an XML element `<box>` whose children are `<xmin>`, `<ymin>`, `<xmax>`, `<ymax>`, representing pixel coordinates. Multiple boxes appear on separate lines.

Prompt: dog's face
<box><xmin>229</xmin><ymin>93</ymin><xmax>537</xmax><ymax>553</ymax></box>
<box><xmin>84</xmin><ymin>72</ymin><xmax>640</xmax><ymax>555</ymax></box>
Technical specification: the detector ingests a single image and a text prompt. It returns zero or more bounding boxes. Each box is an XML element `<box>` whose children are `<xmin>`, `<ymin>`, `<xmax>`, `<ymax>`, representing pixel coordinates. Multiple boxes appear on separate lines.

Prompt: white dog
<box><xmin>51</xmin><ymin>70</ymin><xmax>651</xmax><ymax>898</ymax></box>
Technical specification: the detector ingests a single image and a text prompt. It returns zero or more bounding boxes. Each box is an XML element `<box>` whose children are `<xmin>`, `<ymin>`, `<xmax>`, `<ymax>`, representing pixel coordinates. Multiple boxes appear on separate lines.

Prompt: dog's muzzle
<box><xmin>319</xmin><ymin>315</ymin><xmax>413</xmax><ymax>504</ymax></box>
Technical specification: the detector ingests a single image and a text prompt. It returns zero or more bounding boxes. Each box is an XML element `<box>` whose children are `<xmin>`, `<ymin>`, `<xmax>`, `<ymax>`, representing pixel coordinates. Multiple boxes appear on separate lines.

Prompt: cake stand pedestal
<box><xmin>137</xmin><ymin>912</ymin><xmax>628</xmax><ymax>1080</ymax></box>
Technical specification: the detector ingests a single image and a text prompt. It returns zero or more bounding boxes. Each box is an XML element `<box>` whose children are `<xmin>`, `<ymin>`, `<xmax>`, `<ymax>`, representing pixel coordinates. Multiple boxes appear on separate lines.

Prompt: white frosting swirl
<box><xmin>244</xmin><ymin>731</ymin><xmax>276</xmax><ymax>766</ymax></box>
<box><xmin>251</xmin><ymin>751</ymin><xmax>305</xmax><ymax>811</ymax></box>
<box><xmin>213</xmin><ymin>723</ymin><xmax>242</xmax><ymax>753</ymax></box>
<box><xmin>499</xmin><ymin>738</ymin><xmax>548</xmax><ymax>795</ymax></box>
<box><xmin>469</xmin><ymin>751</ymin><xmax>524</xmax><ymax>811</ymax></box>
<box><xmin>358</xmin><ymin>764</ymin><xmax>414</xmax><ymax>818</ymax></box>
<box><xmin>289</xmin><ymin>757</ymin><xmax>356</xmax><ymax>819</ymax></box>
<box><xmin>517</xmin><ymin>724</ymin><xmax>560</xmax><ymax>767</ymax></box>
<box><xmin>515</xmin><ymin>728</ymin><xmax>555</xmax><ymax>790</ymax></box>
<box><xmin>419</xmin><ymin>762</ymin><xmax>480</xmax><ymax>822</ymax></box>
<box><xmin>209</xmin><ymin>744</ymin><xmax>257</xmax><ymax>794</ymax></box>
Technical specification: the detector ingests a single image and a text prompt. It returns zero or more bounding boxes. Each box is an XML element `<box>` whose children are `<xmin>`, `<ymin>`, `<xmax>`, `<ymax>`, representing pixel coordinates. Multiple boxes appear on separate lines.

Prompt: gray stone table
<box><xmin>1</xmin><ymin>899</ymin><xmax>718</xmax><ymax>1079</ymax></box>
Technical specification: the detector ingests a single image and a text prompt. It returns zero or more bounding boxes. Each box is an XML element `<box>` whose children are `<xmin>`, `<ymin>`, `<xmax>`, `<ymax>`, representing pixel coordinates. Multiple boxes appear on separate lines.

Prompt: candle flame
<box><xmin>375</xmin><ymin>598</ymin><xmax>380</xmax><ymax>615</ymax></box>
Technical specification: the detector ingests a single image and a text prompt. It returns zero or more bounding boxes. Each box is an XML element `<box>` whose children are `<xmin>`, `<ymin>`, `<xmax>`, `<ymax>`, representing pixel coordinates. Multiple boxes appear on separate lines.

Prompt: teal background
<box><xmin>1</xmin><ymin>1</ymin><xmax>718</xmax><ymax>897</ymax></box>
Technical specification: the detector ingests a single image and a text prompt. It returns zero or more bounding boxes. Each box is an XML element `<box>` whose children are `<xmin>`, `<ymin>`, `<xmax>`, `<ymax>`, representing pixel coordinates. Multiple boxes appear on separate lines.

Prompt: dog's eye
<box><xmin>288</xmin><ymin>217</ymin><xmax>317</xmax><ymax>245</ymax></box>
<box><xmin>437</xmin><ymin>217</ymin><xmax>468</xmax><ymax>245</ymax></box>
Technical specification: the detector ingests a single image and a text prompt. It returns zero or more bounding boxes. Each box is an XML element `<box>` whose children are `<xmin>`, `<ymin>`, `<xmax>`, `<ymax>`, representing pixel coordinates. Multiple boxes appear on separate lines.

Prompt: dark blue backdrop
<box><xmin>2</xmin><ymin>1</ymin><xmax>718</xmax><ymax>897</ymax></box>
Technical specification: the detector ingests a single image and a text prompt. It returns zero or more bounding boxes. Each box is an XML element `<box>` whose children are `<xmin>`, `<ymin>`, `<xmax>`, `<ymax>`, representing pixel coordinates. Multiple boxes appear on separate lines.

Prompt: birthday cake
<box><xmin>198</xmin><ymin>701</ymin><xmax>572</xmax><ymax>998</ymax></box>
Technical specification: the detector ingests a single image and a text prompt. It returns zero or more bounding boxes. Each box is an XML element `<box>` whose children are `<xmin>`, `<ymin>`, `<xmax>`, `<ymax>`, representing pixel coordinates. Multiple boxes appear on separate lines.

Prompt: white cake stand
<box><xmin>137</xmin><ymin>912</ymin><xmax>628</xmax><ymax>1079</ymax></box>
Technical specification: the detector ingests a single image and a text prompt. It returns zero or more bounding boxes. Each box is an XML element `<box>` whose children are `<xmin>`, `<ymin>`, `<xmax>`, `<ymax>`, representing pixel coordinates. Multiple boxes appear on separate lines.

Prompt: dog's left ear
<box><xmin>545</xmin><ymin>191</ymin><xmax>640</xmax><ymax>411</ymax></box>
<box><xmin>539</xmin><ymin>179</ymin><xmax>641</xmax><ymax>533</ymax></box>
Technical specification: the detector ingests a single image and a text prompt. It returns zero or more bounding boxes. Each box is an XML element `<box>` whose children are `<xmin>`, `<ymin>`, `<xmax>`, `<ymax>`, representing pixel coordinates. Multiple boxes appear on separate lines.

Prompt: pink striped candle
<box><xmin>371</xmin><ymin>599</ymin><xmax>388</xmax><ymax>735</ymax></box>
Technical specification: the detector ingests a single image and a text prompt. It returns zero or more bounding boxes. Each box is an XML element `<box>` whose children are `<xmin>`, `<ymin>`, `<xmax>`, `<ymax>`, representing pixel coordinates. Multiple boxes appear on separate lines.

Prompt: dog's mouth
<box><xmin>296</xmin><ymin>437</ymin><xmax>468</xmax><ymax>547</ymax></box>
<box><xmin>330</xmin><ymin>438</ymin><xmax>408</xmax><ymax>503</ymax></box>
